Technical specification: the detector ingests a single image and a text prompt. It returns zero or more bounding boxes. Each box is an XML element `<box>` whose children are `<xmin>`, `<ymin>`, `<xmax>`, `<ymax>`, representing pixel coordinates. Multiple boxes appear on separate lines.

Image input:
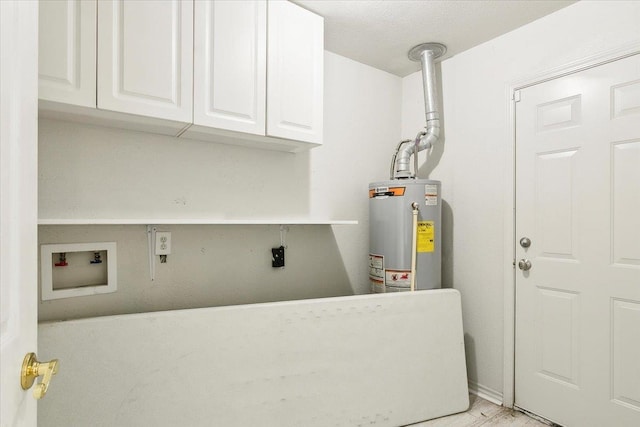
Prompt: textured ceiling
<box><xmin>294</xmin><ymin>0</ymin><xmax>576</xmax><ymax>76</ymax></box>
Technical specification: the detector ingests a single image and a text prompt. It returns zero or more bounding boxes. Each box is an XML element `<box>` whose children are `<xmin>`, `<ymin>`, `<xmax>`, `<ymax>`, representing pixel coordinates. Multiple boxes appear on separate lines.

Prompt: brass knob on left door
<box><xmin>21</xmin><ymin>352</ymin><xmax>59</xmax><ymax>399</ymax></box>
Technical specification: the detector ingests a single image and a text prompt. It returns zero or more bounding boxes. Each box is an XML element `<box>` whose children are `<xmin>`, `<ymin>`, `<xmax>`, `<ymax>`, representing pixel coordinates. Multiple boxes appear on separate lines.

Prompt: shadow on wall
<box><xmin>464</xmin><ymin>332</ymin><xmax>477</xmax><ymax>388</ymax></box>
<box><xmin>441</xmin><ymin>199</ymin><xmax>454</xmax><ymax>288</ymax></box>
<box><xmin>38</xmin><ymin>225</ymin><xmax>354</xmax><ymax>322</ymax></box>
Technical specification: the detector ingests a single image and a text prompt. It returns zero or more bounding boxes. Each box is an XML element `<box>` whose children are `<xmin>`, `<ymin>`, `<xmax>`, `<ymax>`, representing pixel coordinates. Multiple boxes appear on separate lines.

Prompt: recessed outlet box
<box><xmin>41</xmin><ymin>242</ymin><xmax>117</xmax><ymax>301</ymax></box>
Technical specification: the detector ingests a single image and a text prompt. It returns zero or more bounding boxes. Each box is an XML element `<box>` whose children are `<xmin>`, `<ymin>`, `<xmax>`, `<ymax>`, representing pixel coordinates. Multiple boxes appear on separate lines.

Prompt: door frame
<box><xmin>502</xmin><ymin>40</ymin><xmax>640</xmax><ymax>409</ymax></box>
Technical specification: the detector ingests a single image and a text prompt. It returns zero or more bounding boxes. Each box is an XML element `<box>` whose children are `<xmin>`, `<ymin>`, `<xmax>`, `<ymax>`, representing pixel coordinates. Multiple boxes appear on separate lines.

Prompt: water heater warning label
<box><xmin>417</xmin><ymin>221</ymin><xmax>435</xmax><ymax>252</ymax></box>
<box><xmin>369</xmin><ymin>254</ymin><xmax>384</xmax><ymax>280</ymax></box>
<box><xmin>385</xmin><ymin>269</ymin><xmax>411</xmax><ymax>288</ymax></box>
<box><xmin>425</xmin><ymin>184</ymin><xmax>438</xmax><ymax>206</ymax></box>
<box><xmin>369</xmin><ymin>254</ymin><xmax>385</xmax><ymax>292</ymax></box>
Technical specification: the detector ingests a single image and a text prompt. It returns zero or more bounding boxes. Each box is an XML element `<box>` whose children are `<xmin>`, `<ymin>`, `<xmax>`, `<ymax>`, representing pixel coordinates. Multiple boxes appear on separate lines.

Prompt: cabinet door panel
<box><xmin>267</xmin><ymin>0</ymin><xmax>323</xmax><ymax>144</ymax></box>
<box><xmin>39</xmin><ymin>0</ymin><xmax>96</xmax><ymax>107</ymax></box>
<box><xmin>98</xmin><ymin>0</ymin><xmax>193</xmax><ymax>122</ymax></box>
<box><xmin>193</xmin><ymin>0</ymin><xmax>266</xmax><ymax>135</ymax></box>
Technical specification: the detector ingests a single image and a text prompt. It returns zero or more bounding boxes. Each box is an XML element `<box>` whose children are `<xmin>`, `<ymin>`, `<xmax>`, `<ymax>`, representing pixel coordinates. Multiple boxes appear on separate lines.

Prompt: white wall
<box><xmin>401</xmin><ymin>0</ymin><xmax>640</xmax><ymax>399</ymax></box>
<box><xmin>38</xmin><ymin>51</ymin><xmax>402</xmax><ymax>320</ymax></box>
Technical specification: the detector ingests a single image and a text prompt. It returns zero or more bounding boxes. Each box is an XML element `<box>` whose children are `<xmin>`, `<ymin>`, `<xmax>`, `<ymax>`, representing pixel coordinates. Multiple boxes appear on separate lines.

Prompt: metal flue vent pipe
<box><xmin>394</xmin><ymin>42</ymin><xmax>446</xmax><ymax>178</ymax></box>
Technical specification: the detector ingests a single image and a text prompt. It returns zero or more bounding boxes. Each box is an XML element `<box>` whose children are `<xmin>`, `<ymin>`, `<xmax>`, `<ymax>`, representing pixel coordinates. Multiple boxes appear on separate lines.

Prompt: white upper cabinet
<box><xmin>193</xmin><ymin>1</ymin><xmax>267</xmax><ymax>135</ymax></box>
<box><xmin>39</xmin><ymin>0</ymin><xmax>96</xmax><ymax>107</ymax></box>
<box><xmin>267</xmin><ymin>0</ymin><xmax>323</xmax><ymax>144</ymax></box>
<box><xmin>38</xmin><ymin>0</ymin><xmax>323</xmax><ymax>151</ymax></box>
<box><xmin>190</xmin><ymin>0</ymin><xmax>324</xmax><ymax>148</ymax></box>
<box><xmin>97</xmin><ymin>0</ymin><xmax>193</xmax><ymax>123</ymax></box>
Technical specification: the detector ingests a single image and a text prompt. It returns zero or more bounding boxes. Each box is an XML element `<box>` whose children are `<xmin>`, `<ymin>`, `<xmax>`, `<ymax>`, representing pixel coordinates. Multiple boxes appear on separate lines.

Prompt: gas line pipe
<box><xmin>410</xmin><ymin>202</ymin><xmax>419</xmax><ymax>292</ymax></box>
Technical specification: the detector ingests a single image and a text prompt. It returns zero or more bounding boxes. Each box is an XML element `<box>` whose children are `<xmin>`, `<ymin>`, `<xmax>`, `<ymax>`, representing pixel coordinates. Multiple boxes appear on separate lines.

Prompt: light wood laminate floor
<box><xmin>409</xmin><ymin>394</ymin><xmax>551</xmax><ymax>426</ymax></box>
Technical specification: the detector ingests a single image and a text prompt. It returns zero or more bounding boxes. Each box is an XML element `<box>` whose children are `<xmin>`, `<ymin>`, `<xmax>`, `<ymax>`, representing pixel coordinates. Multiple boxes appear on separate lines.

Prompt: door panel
<box><xmin>97</xmin><ymin>0</ymin><xmax>193</xmax><ymax>122</ymax></box>
<box><xmin>535</xmin><ymin>150</ymin><xmax>577</xmax><ymax>259</ymax></box>
<box><xmin>537</xmin><ymin>287</ymin><xmax>580</xmax><ymax>386</ymax></box>
<box><xmin>38</xmin><ymin>0</ymin><xmax>96</xmax><ymax>107</ymax></box>
<box><xmin>193</xmin><ymin>0</ymin><xmax>266</xmax><ymax>135</ymax></box>
<box><xmin>266</xmin><ymin>0</ymin><xmax>323</xmax><ymax>144</ymax></box>
<box><xmin>612</xmin><ymin>140</ymin><xmax>640</xmax><ymax>266</ymax></box>
<box><xmin>515</xmin><ymin>54</ymin><xmax>640</xmax><ymax>426</ymax></box>
<box><xmin>612</xmin><ymin>299</ymin><xmax>640</xmax><ymax>411</ymax></box>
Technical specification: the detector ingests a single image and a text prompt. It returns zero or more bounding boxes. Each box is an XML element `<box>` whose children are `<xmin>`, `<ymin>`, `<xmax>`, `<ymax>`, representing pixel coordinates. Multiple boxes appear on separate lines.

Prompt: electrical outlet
<box><xmin>272</xmin><ymin>246</ymin><xmax>285</xmax><ymax>268</ymax></box>
<box><xmin>155</xmin><ymin>232</ymin><xmax>172</xmax><ymax>255</ymax></box>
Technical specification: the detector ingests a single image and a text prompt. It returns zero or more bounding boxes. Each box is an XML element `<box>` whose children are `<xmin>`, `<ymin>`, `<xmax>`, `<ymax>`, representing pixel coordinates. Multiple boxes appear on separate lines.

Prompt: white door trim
<box><xmin>502</xmin><ymin>40</ymin><xmax>640</xmax><ymax>409</ymax></box>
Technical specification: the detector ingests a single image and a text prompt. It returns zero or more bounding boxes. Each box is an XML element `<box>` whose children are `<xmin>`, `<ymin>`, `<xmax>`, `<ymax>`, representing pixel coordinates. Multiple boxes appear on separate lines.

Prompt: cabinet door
<box><xmin>267</xmin><ymin>1</ymin><xmax>323</xmax><ymax>144</ymax></box>
<box><xmin>39</xmin><ymin>0</ymin><xmax>96</xmax><ymax>107</ymax></box>
<box><xmin>193</xmin><ymin>1</ymin><xmax>266</xmax><ymax>135</ymax></box>
<box><xmin>97</xmin><ymin>0</ymin><xmax>193</xmax><ymax>123</ymax></box>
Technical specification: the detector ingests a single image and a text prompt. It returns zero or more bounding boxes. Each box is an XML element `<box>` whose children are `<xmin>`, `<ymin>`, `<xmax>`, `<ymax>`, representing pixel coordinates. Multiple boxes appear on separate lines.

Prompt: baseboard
<box><xmin>468</xmin><ymin>380</ymin><xmax>503</xmax><ymax>406</ymax></box>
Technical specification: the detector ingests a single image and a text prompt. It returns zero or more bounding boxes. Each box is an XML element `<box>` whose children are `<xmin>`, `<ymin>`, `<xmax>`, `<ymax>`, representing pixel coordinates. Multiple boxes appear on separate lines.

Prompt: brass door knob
<box><xmin>21</xmin><ymin>352</ymin><xmax>59</xmax><ymax>399</ymax></box>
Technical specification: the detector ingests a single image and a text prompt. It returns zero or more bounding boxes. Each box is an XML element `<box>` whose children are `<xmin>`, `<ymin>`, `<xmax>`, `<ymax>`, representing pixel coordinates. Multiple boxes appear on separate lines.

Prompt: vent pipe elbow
<box><xmin>394</xmin><ymin>43</ymin><xmax>446</xmax><ymax>179</ymax></box>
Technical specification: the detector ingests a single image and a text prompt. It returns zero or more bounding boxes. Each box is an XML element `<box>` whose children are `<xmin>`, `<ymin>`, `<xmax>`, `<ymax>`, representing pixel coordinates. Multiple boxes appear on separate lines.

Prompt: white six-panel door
<box><xmin>97</xmin><ymin>0</ymin><xmax>193</xmax><ymax>123</ymax></box>
<box><xmin>515</xmin><ymin>53</ymin><xmax>640</xmax><ymax>426</ymax></box>
<box><xmin>193</xmin><ymin>0</ymin><xmax>267</xmax><ymax>135</ymax></box>
<box><xmin>38</xmin><ymin>0</ymin><xmax>96</xmax><ymax>108</ymax></box>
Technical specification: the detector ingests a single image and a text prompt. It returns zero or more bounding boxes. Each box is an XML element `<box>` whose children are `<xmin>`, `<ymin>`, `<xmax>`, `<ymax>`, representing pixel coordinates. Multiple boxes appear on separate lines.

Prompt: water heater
<box><xmin>369</xmin><ymin>42</ymin><xmax>446</xmax><ymax>293</ymax></box>
<box><xmin>369</xmin><ymin>179</ymin><xmax>441</xmax><ymax>292</ymax></box>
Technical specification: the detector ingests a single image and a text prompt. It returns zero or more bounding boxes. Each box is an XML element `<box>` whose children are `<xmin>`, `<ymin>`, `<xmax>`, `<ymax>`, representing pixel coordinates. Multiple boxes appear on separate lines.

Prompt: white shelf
<box><xmin>38</xmin><ymin>219</ymin><xmax>358</xmax><ymax>226</ymax></box>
